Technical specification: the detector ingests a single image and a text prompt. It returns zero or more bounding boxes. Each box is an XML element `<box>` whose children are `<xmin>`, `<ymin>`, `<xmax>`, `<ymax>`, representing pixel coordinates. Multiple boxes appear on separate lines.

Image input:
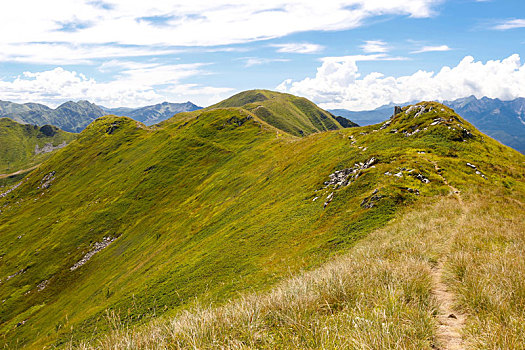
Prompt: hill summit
<box><xmin>210</xmin><ymin>89</ymin><xmax>356</xmax><ymax>136</ymax></box>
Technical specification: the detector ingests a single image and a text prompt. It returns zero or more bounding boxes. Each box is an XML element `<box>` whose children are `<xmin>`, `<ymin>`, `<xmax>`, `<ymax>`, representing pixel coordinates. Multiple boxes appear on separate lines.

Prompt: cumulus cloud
<box><xmin>411</xmin><ymin>45</ymin><xmax>451</xmax><ymax>53</ymax></box>
<box><xmin>360</xmin><ymin>40</ymin><xmax>389</xmax><ymax>53</ymax></box>
<box><xmin>277</xmin><ymin>54</ymin><xmax>525</xmax><ymax>110</ymax></box>
<box><xmin>492</xmin><ymin>19</ymin><xmax>525</xmax><ymax>30</ymax></box>
<box><xmin>273</xmin><ymin>43</ymin><xmax>324</xmax><ymax>54</ymax></box>
<box><xmin>0</xmin><ymin>66</ymin><xmax>233</xmax><ymax>108</ymax></box>
<box><xmin>0</xmin><ymin>0</ymin><xmax>441</xmax><ymax>63</ymax></box>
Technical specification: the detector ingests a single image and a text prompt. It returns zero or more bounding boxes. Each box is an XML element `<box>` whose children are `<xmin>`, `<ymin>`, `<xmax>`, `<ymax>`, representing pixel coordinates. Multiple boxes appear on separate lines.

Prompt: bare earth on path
<box><xmin>429</xmin><ymin>158</ymin><xmax>467</xmax><ymax>350</ymax></box>
<box><xmin>0</xmin><ymin>164</ymin><xmax>40</xmax><ymax>179</ymax></box>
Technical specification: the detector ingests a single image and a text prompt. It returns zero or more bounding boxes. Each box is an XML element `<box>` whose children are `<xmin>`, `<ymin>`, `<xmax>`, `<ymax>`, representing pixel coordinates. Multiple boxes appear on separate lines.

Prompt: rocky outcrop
<box><xmin>361</xmin><ymin>189</ymin><xmax>384</xmax><ymax>208</ymax></box>
<box><xmin>37</xmin><ymin>171</ymin><xmax>56</xmax><ymax>189</ymax></box>
<box><xmin>323</xmin><ymin>157</ymin><xmax>377</xmax><ymax>189</ymax></box>
<box><xmin>0</xmin><ymin>180</ymin><xmax>23</xmax><ymax>198</ymax></box>
<box><xmin>34</xmin><ymin>141</ymin><xmax>67</xmax><ymax>155</ymax></box>
<box><xmin>70</xmin><ymin>237</ymin><xmax>116</xmax><ymax>271</ymax></box>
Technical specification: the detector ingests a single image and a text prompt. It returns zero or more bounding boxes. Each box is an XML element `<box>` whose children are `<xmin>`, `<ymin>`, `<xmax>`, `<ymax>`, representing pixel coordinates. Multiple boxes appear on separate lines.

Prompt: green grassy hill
<box><xmin>0</xmin><ymin>118</ymin><xmax>76</xmax><ymax>176</ymax></box>
<box><xmin>209</xmin><ymin>89</ymin><xmax>354</xmax><ymax>136</ymax></box>
<box><xmin>0</xmin><ymin>95</ymin><xmax>523</xmax><ymax>348</ymax></box>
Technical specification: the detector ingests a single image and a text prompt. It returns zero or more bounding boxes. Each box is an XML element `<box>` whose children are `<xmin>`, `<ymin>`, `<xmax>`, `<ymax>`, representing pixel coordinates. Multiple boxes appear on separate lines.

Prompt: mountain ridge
<box><xmin>0</xmin><ymin>100</ymin><xmax>203</xmax><ymax>133</ymax></box>
<box><xmin>0</xmin><ymin>92</ymin><xmax>523</xmax><ymax>348</ymax></box>
<box><xmin>329</xmin><ymin>95</ymin><xmax>525</xmax><ymax>153</ymax></box>
<box><xmin>210</xmin><ymin>89</ymin><xmax>356</xmax><ymax>136</ymax></box>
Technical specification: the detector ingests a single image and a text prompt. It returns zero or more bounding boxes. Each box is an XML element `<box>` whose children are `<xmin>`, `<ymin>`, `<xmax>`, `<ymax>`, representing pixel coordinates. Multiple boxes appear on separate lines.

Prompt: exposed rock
<box><xmin>37</xmin><ymin>171</ymin><xmax>56</xmax><ymax>190</ymax></box>
<box><xmin>6</xmin><ymin>267</ymin><xmax>27</xmax><ymax>281</ymax></box>
<box><xmin>380</xmin><ymin>121</ymin><xmax>390</xmax><ymax>130</ymax></box>
<box><xmin>323</xmin><ymin>157</ymin><xmax>377</xmax><ymax>188</ymax></box>
<box><xmin>323</xmin><ymin>192</ymin><xmax>334</xmax><ymax>209</ymax></box>
<box><xmin>70</xmin><ymin>237</ymin><xmax>116</xmax><ymax>271</ymax></box>
<box><xmin>430</xmin><ymin>117</ymin><xmax>445</xmax><ymax>126</ymax></box>
<box><xmin>0</xmin><ymin>180</ymin><xmax>23</xmax><ymax>198</ymax></box>
<box><xmin>403</xmin><ymin>128</ymin><xmax>420</xmax><ymax>137</ymax></box>
<box><xmin>37</xmin><ymin>279</ymin><xmax>49</xmax><ymax>291</ymax></box>
<box><xmin>475</xmin><ymin>170</ymin><xmax>488</xmax><ymax>179</ymax></box>
<box><xmin>414</xmin><ymin>173</ymin><xmax>430</xmax><ymax>184</ymax></box>
<box><xmin>394</xmin><ymin>106</ymin><xmax>402</xmax><ymax>115</ymax></box>
<box><xmin>34</xmin><ymin>141</ymin><xmax>67</xmax><ymax>155</ymax></box>
<box><xmin>361</xmin><ymin>189</ymin><xmax>384</xmax><ymax>208</ymax></box>
<box><xmin>407</xmin><ymin>188</ymin><xmax>420</xmax><ymax>195</ymax></box>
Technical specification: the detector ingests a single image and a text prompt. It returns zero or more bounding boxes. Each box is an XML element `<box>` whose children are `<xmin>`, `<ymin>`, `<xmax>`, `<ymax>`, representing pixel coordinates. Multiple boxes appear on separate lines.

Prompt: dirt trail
<box><xmin>0</xmin><ymin>164</ymin><xmax>40</xmax><ymax>179</ymax></box>
<box><xmin>426</xmin><ymin>157</ymin><xmax>467</xmax><ymax>350</ymax></box>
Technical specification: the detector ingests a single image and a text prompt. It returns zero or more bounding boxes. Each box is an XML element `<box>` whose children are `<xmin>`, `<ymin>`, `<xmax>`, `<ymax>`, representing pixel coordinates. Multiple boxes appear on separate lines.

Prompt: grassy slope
<box><xmin>0</xmin><ymin>100</ymin><xmax>523</xmax><ymax>348</ymax></box>
<box><xmin>210</xmin><ymin>90</ymin><xmax>346</xmax><ymax>136</ymax></box>
<box><xmin>0</xmin><ymin>118</ymin><xmax>77</xmax><ymax>174</ymax></box>
<box><xmin>80</xmin><ymin>191</ymin><xmax>524</xmax><ymax>349</ymax></box>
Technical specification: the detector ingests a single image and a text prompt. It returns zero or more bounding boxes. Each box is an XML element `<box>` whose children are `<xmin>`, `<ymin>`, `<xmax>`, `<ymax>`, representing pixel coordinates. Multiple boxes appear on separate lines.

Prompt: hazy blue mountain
<box><xmin>444</xmin><ymin>96</ymin><xmax>525</xmax><ymax>153</ymax></box>
<box><xmin>0</xmin><ymin>100</ymin><xmax>202</xmax><ymax>132</ymax></box>
<box><xmin>101</xmin><ymin>101</ymin><xmax>202</xmax><ymax>125</ymax></box>
<box><xmin>330</xmin><ymin>96</ymin><xmax>525</xmax><ymax>153</ymax></box>
<box><xmin>0</xmin><ymin>100</ymin><xmax>105</xmax><ymax>133</ymax></box>
<box><xmin>329</xmin><ymin>106</ymin><xmax>394</xmax><ymax>126</ymax></box>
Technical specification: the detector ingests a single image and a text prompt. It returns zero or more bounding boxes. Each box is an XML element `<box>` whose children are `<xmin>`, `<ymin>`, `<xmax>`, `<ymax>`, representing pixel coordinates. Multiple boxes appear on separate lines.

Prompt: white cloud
<box><xmin>0</xmin><ymin>43</ymin><xmax>179</xmax><ymax>65</ymax></box>
<box><xmin>411</xmin><ymin>44</ymin><xmax>451</xmax><ymax>53</ymax></box>
<box><xmin>242</xmin><ymin>57</ymin><xmax>290</xmax><ymax>67</ymax></box>
<box><xmin>492</xmin><ymin>19</ymin><xmax>525</xmax><ymax>30</ymax></box>
<box><xmin>273</xmin><ymin>43</ymin><xmax>324</xmax><ymax>54</ymax></box>
<box><xmin>360</xmin><ymin>40</ymin><xmax>389</xmax><ymax>53</ymax></box>
<box><xmin>0</xmin><ymin>0</ymin><xmax>441</xmax><ymax>63</ymax></box>
<box><xmin>0</xmin><ymin>66</ymin><xmax>232</xmax><ymax>108</ymax></box>
<box><xmin>322</xmin><ymin>54</ymin><xmax>408</xmax><ymax>62</ymax></box>
<box><xmin>277</xmin><ymin>54</ymin><xmax>525</xmax><ymax>110</ymax></box>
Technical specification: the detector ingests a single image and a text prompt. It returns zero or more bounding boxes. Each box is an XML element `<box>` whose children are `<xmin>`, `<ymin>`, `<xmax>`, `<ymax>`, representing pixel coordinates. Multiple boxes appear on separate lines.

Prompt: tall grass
<box><xmin>445</xmin><ymin>194</ymin><xmax>525</xmax><ymax>349</ymax></box>
<box><xmin>77</xmin><ymin>194</ymin><xmax>481</xmax><ymax>349</ymax></box>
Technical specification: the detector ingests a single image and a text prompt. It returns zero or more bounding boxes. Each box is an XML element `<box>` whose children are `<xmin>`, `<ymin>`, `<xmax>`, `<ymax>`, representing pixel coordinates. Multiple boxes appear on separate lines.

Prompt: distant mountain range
<box><xmin>329</xmin><ymin>96</ymin><xmax>525</xmax><ymax>153</ymax></box>
<box><xmin>0</xmin><ymin>100</ymin><xmax>202</xmax><ymax>133</ymax></box>
<box><xmin>101</xmin><ymin>101</ymin><xmax>201</xmax><ymax>125</ymax></box>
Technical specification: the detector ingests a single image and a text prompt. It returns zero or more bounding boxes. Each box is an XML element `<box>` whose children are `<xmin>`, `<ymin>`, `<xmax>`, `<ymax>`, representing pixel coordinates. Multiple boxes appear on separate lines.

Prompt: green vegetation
<box><xmin>210</xmin><ymin>89</ymin><xmax>349</xmax><ymax>136</ymax></box>
<box><xmin>0</xmin><ymin>92</ymin><xmax>523</xmax><ymax>348</ymax></box>
<box><xmin>0</xmin><ymin>118</ymin><xmax>76</xmax><ymax>174</ymax></box>
<box><xmin>77</xmin><ymin>192</ymin><xmax>524</xmax><ymax>349</ymax></box>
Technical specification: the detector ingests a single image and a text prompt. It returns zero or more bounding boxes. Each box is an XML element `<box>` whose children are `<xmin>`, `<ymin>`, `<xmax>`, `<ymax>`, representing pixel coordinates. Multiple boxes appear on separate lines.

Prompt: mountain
<box><xmin>0</xmin><ymin>118</ymin><xmax>76</xmax><ymax>177</ymax></box>
<box><xmin>445</xmin><ymin>96</ymin><xmax>525</xmax><ymax>153</ymax></box>
<box><xmin>330</xmin><ymin>106</ymin><xmax>392</xmax><ymax>126</ymax></box>
<box><xmin>211</xmin><ymin>89</ymin><xmax>353</xmax><ymax>136</ymax></box>
<box><xmin>0</xmin><ymin>100</ymin><xmax>106</xmax><ymax>133</ymax></box>
<box><xmin>101</xmin><ymin>101</ymin><xmax>202</xmax><ymax>125</ymax></box>
<box><xmin>0</xmin><ymin>100</ymin><xmax>202</xmax><ymax>133</ymax></box>
<box><xmin>0</xmin><ymin>92</ymin><xmax>523</xmax><ymax>348</ymax></box>
<box><xmin>330</xmin><ymin>96</ymin><xmax>525</xmax><ymax>153</ymax></box>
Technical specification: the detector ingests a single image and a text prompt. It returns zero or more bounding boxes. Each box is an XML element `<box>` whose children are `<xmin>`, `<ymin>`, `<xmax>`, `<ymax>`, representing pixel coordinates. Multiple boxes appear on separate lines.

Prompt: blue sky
<box><xmin>0</xmin><ymin>0</ymin><xmax>524</xmax><ymax>110</ymax></box>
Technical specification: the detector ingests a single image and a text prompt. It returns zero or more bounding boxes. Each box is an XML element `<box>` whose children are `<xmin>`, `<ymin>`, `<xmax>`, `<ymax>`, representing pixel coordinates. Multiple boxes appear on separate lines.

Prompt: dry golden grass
<box><xmin>445</xmin><ymin>195</ymin><xmax>525</xmax><ymax>349</ymax></box>
<box><xmin>75</xmin><ymin>191</ymin><xmax>525</xmax><ymax>349</ymax></box>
